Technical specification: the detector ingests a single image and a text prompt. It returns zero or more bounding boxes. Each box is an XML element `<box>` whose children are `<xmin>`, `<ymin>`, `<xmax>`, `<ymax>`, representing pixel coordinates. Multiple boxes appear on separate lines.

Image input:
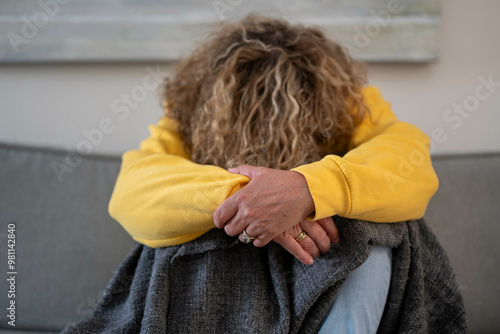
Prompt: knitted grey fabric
<box><xmin>61</xmin><ymin>217</ymin><xmax>467</xmax><ymax>334</ymax></box>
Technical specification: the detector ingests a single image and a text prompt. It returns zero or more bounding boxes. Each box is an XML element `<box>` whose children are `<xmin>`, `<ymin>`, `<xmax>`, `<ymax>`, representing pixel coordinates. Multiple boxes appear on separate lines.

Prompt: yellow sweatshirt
<box><xmin>108</xmin><ymin>85</ymin><xmax>439</xmax><ymax>248</ymax></box>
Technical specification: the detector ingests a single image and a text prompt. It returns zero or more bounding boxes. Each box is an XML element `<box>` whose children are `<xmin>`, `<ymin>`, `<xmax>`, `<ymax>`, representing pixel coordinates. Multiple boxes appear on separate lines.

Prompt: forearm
<box><xmin>291</xmin><ymin>86</ymin><xmax>439</xmax><ymax>222</ymax></box>
<box><xmin>108</xmin><ymin>118</ymin><xmax>250</xmax><ymax>248</ymax></box>
<box><xmin>292</xmin><ymin>122</ymin><xmax>439</xmax><ymax>222</ymax></box>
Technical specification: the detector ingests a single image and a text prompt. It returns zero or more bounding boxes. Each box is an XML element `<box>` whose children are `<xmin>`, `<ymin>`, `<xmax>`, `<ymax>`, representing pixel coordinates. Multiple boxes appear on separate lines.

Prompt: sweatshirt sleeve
<box><xmin>290</xmin><ymin>85</ymin><xmax>439</xmax><ymax>222</ymax></box>
<box><xmin>108</xmin><ymin>116</ymin><xmax>250</xmax><ymax>248</ymax></box>
<box><xmin>110</xmin><ymin>85</ymin><xmax>439</xmax><ymax>248</ymax></box>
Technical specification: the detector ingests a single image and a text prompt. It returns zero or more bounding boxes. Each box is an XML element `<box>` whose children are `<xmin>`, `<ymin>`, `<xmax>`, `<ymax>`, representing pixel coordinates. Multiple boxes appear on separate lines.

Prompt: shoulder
<box><xmin>361</xmin><ymin>85</ymin><xmax>388</xmax><ymax>108</ymax></box>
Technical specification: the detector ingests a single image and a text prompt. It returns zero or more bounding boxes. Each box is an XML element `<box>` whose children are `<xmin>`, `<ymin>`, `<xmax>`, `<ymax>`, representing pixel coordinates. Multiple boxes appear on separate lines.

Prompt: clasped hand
<box><xmin>213</xmin><ymin>165</ymin><xmax>339</xmax><ymax>265</ymax></box>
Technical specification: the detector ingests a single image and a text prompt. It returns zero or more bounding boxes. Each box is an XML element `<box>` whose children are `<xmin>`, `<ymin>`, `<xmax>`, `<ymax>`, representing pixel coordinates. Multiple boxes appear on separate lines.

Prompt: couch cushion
<box><xmin>0</xmin><ymin>144</ymin><xmax>135</xmax><ymax>331</ymax></box>
<box><xmin>424</xmin><ymin>154</ymin><xmax>500</xmax><ymax>333</ymax></box>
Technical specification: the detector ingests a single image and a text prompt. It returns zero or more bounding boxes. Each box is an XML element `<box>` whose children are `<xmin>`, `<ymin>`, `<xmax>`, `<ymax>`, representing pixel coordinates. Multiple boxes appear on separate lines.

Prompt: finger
<box><xmin>213</xmin><ymin>196</ymin><xmax>238</xmax><ymax>229</ymax></box>
<box><xmin>297</xmin><ymin>236</ymin><xmax>321</xmax><ymax>258</ymax></box>
<box><xmin>274</xmin><ymin>234</ymin><xmax>314</xmax><ymax>265</ymax></box>
<box><xmin>237</xmin><ymin>228</ymin><xmax>261</xmax><ymax>244</ymax></box>
<box><xmin>238</xmin><ymin>233</ymin><xmax>246</xmax><ymax>243</ymax></box>
<box><xmin>234</xmin><ymin>220</ymin><xmax>278</xmax><ymax>244</ymax></box>
<box><xmin>252</xmin><ymin>233</ymin><xmax>274</xmax><ymax>248</ymax></box>
<box><xmin>317</xmin><ymin>217</ymin><xmax>340</xmax><ymax>244</ymax></box>
<box><xmin>240</xmin><ymin>223</ymin><xmax>267</xmax><ymax>242</ymax></box>
<box><xmin>223</xmin><ymin>214</ymin><xmax>247</xmax><ymax>237</ymax></box>
<box><xmin>300</xmin><ymin>220</ymin><xmax>331</xmax><ymax>254</ymax></box>
<box><xmin>227</xmin><ymin>164</ymin><xmax>259</xmax><ymax>179</ymax></box>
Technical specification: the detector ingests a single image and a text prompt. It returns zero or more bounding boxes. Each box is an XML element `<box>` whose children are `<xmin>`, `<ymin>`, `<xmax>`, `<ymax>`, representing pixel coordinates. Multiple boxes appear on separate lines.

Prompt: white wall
<box><xmin>367</xmin><ymin>0</ymin><xmax>500</xmax><ymax>155</ymax></box>
<box><xmin>1</xmin><ymin>0</ymin><xmax>499</xmax><ymax>157</ymax></box>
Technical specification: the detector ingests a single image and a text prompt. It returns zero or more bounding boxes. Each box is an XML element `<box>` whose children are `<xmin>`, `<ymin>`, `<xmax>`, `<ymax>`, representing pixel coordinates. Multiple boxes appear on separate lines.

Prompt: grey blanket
<box><xmin>61</xmin><ymin>217</ymin><xmax>467</xmax><ymax>333</ymax></box>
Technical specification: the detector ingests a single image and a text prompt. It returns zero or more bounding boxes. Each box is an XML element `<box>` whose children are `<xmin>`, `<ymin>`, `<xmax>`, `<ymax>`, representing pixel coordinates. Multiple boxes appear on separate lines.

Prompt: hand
<box><xmin>253</xmin><ymin>217</ymin><xmax>339</xmax><ymax>265</ymax></box>
<box><xmin>214</xmin><ymin>165</ymin><xmax>315</xmax><ymax>247</ymax></box>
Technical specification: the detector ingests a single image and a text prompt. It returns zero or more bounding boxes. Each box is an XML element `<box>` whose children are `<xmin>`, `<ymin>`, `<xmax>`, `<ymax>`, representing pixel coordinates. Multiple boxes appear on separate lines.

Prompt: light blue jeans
<box><xmin>317</xmin><ymin>246</ymin><xmax>393</xmax><ymax>334</ymax></box>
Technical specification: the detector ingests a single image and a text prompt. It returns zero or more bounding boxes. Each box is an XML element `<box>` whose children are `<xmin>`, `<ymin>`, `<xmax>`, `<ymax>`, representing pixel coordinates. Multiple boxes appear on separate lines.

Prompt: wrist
<box><xmin>290</xmin><ymin>170</ymin><xmax>315</xmax><ymax>218</ymax></box>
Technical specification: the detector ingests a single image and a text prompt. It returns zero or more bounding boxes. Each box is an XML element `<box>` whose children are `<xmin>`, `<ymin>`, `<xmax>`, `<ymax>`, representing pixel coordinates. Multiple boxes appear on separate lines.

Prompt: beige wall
<box><xmin>367</xmin><ymin>0</ymin><xmax>500</xmax><ymax>155</ymax></box>
<box><xmin>1</xmin><ymin>0</ymin><xmax>499</xmax><ymax>156</ymax></box>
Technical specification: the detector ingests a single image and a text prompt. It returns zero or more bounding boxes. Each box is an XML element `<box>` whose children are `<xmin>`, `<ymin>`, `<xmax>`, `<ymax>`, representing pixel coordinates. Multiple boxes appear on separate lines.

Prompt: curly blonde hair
<box><xmin>163</xmin><ymin>14</ymin><xmax>369</xmax><ymax>170</ymax></box>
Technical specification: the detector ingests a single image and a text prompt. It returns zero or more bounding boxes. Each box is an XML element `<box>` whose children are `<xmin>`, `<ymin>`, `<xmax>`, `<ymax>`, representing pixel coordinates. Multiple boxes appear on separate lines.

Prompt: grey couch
<box><xmin>0</xmin><ymin>144</ymin><xmax>499</xmax><ymax>333</ymax></box>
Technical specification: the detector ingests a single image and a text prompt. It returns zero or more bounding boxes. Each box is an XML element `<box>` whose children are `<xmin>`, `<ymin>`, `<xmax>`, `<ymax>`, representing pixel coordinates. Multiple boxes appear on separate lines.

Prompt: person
<box><xmin>107</xmin><ymin>15</ymin><xmax>439</xmax><ymax>332</ymax></box>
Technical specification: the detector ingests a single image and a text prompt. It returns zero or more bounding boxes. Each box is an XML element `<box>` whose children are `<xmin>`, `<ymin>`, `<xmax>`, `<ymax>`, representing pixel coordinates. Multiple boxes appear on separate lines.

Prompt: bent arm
<box><xmin>108</xmin><ymin>117</ymin><xmax>249</xmax><ymax>247</ymax></box>
<box><xmin>109</xmin><ymin>85</ymin><xmax>439</xmax><ymax>248</ymax></box>
<box><xmin>291</xmin><ymin>86</ymin><xmax>439</xmax><ymax>222</ymax></box>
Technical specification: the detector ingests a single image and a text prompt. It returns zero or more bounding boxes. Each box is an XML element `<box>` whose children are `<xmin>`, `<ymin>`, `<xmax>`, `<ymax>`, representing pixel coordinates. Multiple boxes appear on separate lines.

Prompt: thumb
<box><xmin>227</xmin><ymin>164</ymin><xmax>258</xmax><ymax>179</ymax></box>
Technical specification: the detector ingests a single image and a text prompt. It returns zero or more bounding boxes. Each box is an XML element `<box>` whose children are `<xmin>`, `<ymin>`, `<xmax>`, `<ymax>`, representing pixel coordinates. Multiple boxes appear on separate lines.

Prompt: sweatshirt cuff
<box><xmin>290</xmin><ymin>157</ymin><xmax>351</xmax><ymax>221</ymax></box>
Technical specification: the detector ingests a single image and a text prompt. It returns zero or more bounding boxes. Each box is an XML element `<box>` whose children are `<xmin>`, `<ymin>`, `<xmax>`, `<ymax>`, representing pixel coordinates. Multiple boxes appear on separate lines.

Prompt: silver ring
<box><xmin>241</xmin><ymin>229</ymin><xmax>256</xmax><ymax>244</ymax></box>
